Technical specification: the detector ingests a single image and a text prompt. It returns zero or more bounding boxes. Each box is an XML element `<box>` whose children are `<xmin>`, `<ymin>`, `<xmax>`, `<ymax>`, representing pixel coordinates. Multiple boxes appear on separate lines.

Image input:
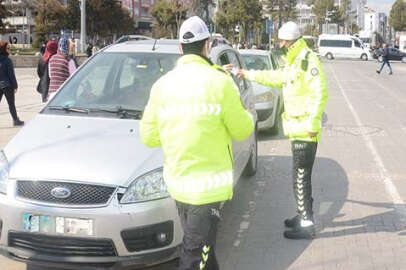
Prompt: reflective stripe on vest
<box><xmin>159</xmin><ymin>103</ymin><xmax>222</xmax><ymax>118</ymax></box>
<box><xmin>165</xmin><ymin>171</ymin><xmax>233</xmax><ymax>193</ymax></box>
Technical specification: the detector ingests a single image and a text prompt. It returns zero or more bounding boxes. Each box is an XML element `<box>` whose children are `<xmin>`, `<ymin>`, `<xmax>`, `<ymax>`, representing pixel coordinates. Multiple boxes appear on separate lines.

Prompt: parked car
<box><xmin>239</xmin><ymin>49</ymin><xmax>283</xmax><ymax>134</ymax></box>
<box><xmin>318</xmin><ymin>34</ymin><xmax>371</xmax><ymax>61</ymax></box>
<box><xmin>210</xmin><ymin>33</ymin><xmax>232</xmax><ymax>48</ymax></box>
<box><xmin>115</xmin><ymin>35</ymin><xmax>152</xmax><ymax>43</ymax></box>
<box><xmin>0</xmin><ymin>39</ymin><xmax>257</xmax><ymax>269</ymax></box>
<box><xmin>372</xmin><ymin>47</ymin><xmax>406</xmax><ymax>63</ymax></box>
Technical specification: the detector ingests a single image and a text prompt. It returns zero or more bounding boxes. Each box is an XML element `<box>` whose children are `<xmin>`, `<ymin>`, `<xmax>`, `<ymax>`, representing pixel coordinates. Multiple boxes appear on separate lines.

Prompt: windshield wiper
<box><xmin>90</xmin><ymin>106</ymin><xmax>143</xmax><ymax>119</ymax></box>
<box><xmin>48</xmin><ymin>105</ymin><xmax>90</xmax><ymax>114</ymax></box>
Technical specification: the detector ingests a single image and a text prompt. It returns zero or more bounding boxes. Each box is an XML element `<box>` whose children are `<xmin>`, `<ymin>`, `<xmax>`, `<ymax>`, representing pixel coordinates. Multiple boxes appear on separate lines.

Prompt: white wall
<box><xmin>365</xmin><ymin>11</ymin><xmax>379</xmax><ymax>32</ymax></box>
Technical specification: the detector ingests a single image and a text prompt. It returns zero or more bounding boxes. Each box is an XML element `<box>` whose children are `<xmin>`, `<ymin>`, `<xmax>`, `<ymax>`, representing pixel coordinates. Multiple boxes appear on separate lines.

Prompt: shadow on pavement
<box><xmin>317</xmin><ymin>200</ymin><xmax>406</xmax><ymax>238</ymax></box>
<box><xmin>214</xmin><ymin>155</ymin><xmax>348</xmax><ymax>270</ymax></box>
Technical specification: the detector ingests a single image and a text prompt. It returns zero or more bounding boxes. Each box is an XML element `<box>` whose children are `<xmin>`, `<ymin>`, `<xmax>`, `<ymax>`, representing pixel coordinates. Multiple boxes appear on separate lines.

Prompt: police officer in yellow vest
<box><xmin>233</xmin><ymin>21</ymin><xmax>328</xmax><ymax>239</ymax></box>
<box><xmin>140</xmin><ymin>16</ymin><xmax>254</xmax><ymax>269</ymax></box>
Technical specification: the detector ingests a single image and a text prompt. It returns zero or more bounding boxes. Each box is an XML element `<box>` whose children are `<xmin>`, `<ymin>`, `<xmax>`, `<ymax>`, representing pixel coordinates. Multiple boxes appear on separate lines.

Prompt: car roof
<box><xmin>239</xmin><ymin>49</ymin><xmax>270</xmax><ymax>56</ymax></box>
<box><xmin>104</xmin><ymin>39</ymin><xmax>181</xmax><ymax>54</ymax></box>
<box><xmin>103</xmin><ymin>39</ymin><xmax>236</xmax><ymax>57</ymax></box>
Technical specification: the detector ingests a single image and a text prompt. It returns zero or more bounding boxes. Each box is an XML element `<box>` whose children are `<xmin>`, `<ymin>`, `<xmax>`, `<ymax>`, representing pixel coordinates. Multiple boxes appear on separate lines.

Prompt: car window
<box><xmin>218</xmin><ymin>53</ymin><xmax>229</xmax><ymax>66</ymax></box>
<box><xmin>241</xmin><ymin>55</ymin><xmax>271</xmax><ymax>70</ymax></box>
<box><xmin>227</xmin><ymin>51</ymin><xmax>248</xmax><ymax>93</ymax></box>
<box><xmin>47</xmin><ymin>52</ymin><xmax>179</xmax><ymax>114</ymax></box>
<box><xmin>353</xmin><ymin>39</ymin><xmax>361</xmax><ymax>48</ymax></box>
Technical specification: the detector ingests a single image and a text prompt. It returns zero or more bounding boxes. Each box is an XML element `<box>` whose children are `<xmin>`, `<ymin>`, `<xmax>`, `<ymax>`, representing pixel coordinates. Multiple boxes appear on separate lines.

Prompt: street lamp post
<box><xmin>80</xmin><ymin>0</ymin><xmax>86</xmax><ymax>53</ymax></box>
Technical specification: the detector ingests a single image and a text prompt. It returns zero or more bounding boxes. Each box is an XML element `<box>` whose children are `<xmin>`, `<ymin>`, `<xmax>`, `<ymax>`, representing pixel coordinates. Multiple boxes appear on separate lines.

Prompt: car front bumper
<box><xmin>0</xmin><ymin>180</ymin><xmax>182</xmax><ymax>269</ymax></box>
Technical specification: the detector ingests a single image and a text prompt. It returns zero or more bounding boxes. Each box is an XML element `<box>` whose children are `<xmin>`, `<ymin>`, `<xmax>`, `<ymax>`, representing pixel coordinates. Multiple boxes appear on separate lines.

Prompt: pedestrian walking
<box><xmin>86</xmin><ymin>43</ymin><xmax>93</xmax><ymax>57</ymax></box>
<box><xmin>140</xmin><ymin>16</ymin><xmax>254</xmax><ymax>270</ymax></box>
<box><xmin>0</xmin><ymin>41</ymin><xmax>24</xmax><ymax>126</ymax></box>
<box><xmin>48</xmin><ymin>38</ymin><xmax>70</xmax><ymax>100</ymax></box>
<box><xmin>229</xmin><ymin>21</ymin><xmax>328</xmax><ymax>239</ymax></box>
<box><xmin>91</xmin><ymin>42</ymin><xmax>99</xmax><ymax>55</ymax></box>
<box><xmin>36</xmin><ymin>40</ymin><xmax>58</xmax><ymax>102</ymax></box>
<box><xmin>376</xmin><ymin>43</ymin><xmax>393</xmax><ymax>75</ymax></box>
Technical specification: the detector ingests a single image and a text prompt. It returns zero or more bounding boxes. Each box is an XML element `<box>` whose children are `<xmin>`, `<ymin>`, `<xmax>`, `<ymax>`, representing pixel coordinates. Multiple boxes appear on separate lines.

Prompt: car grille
<box><xmin>121</xmin><ymin>221</ymin><xmax>174</xmax><ymax>252</ymax></box>
<box><xmin>9</xmin><ymin>231</ymin><xmax>117</xmax><ymax>257</ymax></box>
<box><xmin>16</xmin><ymin>181</ymin><xmax>116</xmax><ymax>206</ymax></box>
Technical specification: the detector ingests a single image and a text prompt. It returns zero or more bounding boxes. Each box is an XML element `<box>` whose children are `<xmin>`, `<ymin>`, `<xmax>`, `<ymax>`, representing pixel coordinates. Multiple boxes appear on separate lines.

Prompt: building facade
<box><xmin>364</xmin><ymin>7</ymin><xmax>380</xmax><ymax>33</ymax></box>
<box><xmin>120</xmin><ymin>0</ymin><xmax>156</xmax><ymax>34</ymax></box>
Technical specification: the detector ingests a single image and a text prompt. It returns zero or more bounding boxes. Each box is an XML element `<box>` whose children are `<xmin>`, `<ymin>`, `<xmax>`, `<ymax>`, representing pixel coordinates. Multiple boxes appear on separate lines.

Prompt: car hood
<box><xmin>4</xmin><ymin>114</ymin><xmax>163</xmax><ymax>187</ymax></box>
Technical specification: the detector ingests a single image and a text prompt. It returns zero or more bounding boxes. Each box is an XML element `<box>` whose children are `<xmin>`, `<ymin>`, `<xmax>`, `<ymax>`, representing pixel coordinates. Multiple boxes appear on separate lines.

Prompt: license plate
<box><xmin>23</xmin><ymin>214</ymin><xmax>93</xmax><ymax>236</ymax></box>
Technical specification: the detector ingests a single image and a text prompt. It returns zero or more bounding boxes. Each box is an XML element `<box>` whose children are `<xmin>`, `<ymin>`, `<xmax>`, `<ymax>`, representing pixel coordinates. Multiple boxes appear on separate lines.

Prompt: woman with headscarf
<box><xmin>37</xmin><ymin>40</ymin><xmax>58</xmax><ymax>102</ymax></box>
<box><xmin>0</xmin><ymin>41</ymin><xmax>24</xmax><ymax>126</ymax></box>
<box><xmin>48</xmin><ymin>38</ymin><xmax>70</xmax><ymax>100</ymax></box>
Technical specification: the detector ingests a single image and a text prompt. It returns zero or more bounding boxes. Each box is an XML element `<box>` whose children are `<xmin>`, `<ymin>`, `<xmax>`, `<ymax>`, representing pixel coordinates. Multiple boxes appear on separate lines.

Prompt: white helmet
<box><xmin>179</xmin><ymin>16</ymin><xmax>210</xmax><ymax>44</ymax></box>
<box><xmin>278</xmin><ymin>21</ymin><xmax>301</xmax><ymax>41</ymax></box>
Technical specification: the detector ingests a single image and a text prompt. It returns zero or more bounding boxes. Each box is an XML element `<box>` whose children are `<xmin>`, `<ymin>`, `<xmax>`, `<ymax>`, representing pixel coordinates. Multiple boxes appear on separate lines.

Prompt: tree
<box><xmin>64</xmin><ymin>0</ymin><xmax>134</xmax><ymax>41</ymax></box>
<box><xmin>64</xmin><ymin>0</ymin><xmax>81</xmax><ymax>32</ymax></box>
<box><xmin>216</xmin><ymin>0</ymin><xmax>262</xmax><ymax>43</ymax></box>
<box><xmin>151</xmin><ymin>0</ymin><xmax>188</xmax><ymax>39</ymax></box>
<box><xmin>389</xmin><ymin>0</ymin><xmax>406</xmax><ymax>32</ymax></box>
<box><xmin>309</xmin><ymin>0</ymin><xmax>334</xmax><ymax>33</ymax></box>
<box><xmin>264</xmin><ymin>0</ymin><xmax>298</xmax><ymax>28</ymax></box>
<box><xmin>187</xmin><ymin>0</ymin><xmax>216</xmax><ymax>25</ymax></box>
<box><xmin>170</xmin><ymin>0</ymin><xmax>188</xmax><ymax>38</ymax></box>
<box><xmin>0</xmin><ymin>0</ymin><xmax>10</xmax><ymax>33</ymax></box>
<box><xmin>151</xmin><ymin>0</ymin><xmax>176</xmax><ymax>38</ymax></box>
<box><xmin>339</xmin><ymin>0</ymin><xmax>352</xmax><ymax>33</ymax></box>
<box><xmin>33</xmin><ymin>0</ymin><xmax>67</xmax><ymax>47</ymax></box>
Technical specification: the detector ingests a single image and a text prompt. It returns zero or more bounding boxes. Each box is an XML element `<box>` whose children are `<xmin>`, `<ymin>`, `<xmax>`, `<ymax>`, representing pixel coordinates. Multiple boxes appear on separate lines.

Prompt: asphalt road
<box><xmin>1</xmin><ymin>59</ymin><xmax>406</xmax><ymax>269</ymax></box>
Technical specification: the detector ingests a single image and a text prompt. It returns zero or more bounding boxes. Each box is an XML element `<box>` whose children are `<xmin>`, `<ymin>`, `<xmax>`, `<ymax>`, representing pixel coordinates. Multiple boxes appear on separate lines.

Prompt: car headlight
<box><xmin>255</xmin><ymin>92</ymin><xmax>274</xmax><ymax>103</ymax></box>
<box><xmin>120</xmin><ymin>168</ymin><xmax>169</xmax><ymax>204</ymax></box>
<box><xmin>0</xmin><ymin>150</ymin><xmax>9</xmax><ymax>194</ymax></box>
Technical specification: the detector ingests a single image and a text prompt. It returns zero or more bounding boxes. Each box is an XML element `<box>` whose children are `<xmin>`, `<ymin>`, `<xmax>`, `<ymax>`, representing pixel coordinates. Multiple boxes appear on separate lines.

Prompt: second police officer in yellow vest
<box><xmin>140</xmin><ymin>16</ymin><xmax>254</xmax><ymax>270</ymax></box>
<box><xmin>231</xmin><ymin>21</ymin><xmax>328</xmax><ymax>239</ymax></box>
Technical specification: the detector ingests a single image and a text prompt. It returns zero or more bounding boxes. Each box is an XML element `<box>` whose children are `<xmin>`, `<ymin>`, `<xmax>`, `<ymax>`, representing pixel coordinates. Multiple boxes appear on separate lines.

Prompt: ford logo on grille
<box><xmin>50</xmin><ymin>187</ymin><xmax>71</xmax><ymax>199</ymax></box>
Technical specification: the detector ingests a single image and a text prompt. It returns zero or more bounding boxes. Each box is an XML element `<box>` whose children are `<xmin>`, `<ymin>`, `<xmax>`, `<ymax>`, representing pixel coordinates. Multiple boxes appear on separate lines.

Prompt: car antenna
<box><xmin>152</xmin><ymin>39</ymin><xmax>158</xmax><ymax>51</ymax></box>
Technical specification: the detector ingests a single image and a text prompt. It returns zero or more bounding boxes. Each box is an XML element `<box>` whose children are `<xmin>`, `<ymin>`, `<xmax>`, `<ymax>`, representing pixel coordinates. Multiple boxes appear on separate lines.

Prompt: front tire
<box><xmin>326</xmin><ymin>53</ymin><xmax>333</xmax><ymax>60</ymax></box>
<box><xmin>361</xmin><ymin>54</ymin><xmax>368</xmax><ymax>61</ymax></box>
<box><xmin>243</xmin><ymin>126</ymin><xmax>258</xmax><ymax>177</ymax></box>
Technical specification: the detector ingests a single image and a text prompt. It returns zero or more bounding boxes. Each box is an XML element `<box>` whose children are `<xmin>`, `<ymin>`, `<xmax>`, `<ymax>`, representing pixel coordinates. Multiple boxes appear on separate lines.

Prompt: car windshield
<box><xmin>242</xmin><ymin>55</ymin><xmax>271</xmax><ymax>70</ymax></box>
<box><xmin>45</xmin><ymin>52</ymin><xmax>179</xmax><ymax>116</ymax></box>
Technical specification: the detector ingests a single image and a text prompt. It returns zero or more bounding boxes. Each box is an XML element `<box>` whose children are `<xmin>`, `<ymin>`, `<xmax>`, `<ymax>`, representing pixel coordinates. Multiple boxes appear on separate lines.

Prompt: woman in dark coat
<box><xmin>37</xmin><ymin>40</ymin><xmax>58</xmax><ymax>102</ymax></box>
<box><xmin>0</xmin><ymin>41</ymin><xmax>24</xmax><ymax>126</ymax></box>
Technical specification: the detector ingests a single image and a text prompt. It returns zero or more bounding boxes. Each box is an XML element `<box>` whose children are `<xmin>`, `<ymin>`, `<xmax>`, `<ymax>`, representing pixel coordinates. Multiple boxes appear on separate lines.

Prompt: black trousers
<box><xmin>0</xmin><ymin>87</ymin><xmax>18</xmax><ymax>120</ymax></box>
<box><xmin>291</xmin><ymin>141</ymin><xmax>318</xmax><ymax>221</ymax></box>
<box><xmin>176</xmin><ymin>201</ymin><xmax>220</xmax><ymax>270</ymax></box>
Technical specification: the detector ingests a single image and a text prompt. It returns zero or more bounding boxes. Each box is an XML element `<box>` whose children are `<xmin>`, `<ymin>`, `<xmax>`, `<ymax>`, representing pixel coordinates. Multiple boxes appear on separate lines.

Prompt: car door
<box><xmin>226</xmin><ymin>50</ymin><xmax>255</xmax><ymax>179</ymax></box>
<box><xmin>391</xmin><ymin>48</ymin><xmax>402</xmax><ymax>61</ymax></box>
<box><xmin>352</xmin><ymin>39</ymin><xmax>363</xmax><ymax>59</ymax></box>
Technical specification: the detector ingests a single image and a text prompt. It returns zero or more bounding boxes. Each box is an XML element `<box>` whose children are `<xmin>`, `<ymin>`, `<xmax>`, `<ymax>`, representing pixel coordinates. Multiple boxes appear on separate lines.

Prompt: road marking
<box><xmin>328</xmin><ymin>64</ymin><xmax>406</xmax><ymax>222</ymax></box>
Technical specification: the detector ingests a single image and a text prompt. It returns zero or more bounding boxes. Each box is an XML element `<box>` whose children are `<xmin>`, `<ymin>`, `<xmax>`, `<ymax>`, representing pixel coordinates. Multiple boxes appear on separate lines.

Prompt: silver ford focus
<box><xmin>0</xmin><ymin>40</ymin><xmax>257</xmax><ymax>269</ymax></box>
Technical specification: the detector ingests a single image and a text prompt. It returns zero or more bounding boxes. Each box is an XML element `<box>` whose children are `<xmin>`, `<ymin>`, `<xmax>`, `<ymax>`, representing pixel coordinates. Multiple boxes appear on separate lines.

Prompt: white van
<box><xmin>318</xmin><ymin>34</ymin><xmax>371</xmax><ymax>61</ymax></box>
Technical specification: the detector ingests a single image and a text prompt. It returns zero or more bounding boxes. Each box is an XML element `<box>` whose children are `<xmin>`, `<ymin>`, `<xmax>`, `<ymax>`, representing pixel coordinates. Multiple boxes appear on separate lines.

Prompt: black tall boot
<box><xmin>13</xmin><ymin>118</ymin><xmax>24</xmax><ymax>126</ymax></box>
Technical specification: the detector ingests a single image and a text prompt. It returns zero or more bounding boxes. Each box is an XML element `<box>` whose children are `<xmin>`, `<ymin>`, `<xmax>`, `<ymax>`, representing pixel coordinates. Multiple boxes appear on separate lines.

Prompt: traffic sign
<box><xmin>266</xmin><ymin>19</ymin><xmax>273</xmax><ymax>35</ymax></box>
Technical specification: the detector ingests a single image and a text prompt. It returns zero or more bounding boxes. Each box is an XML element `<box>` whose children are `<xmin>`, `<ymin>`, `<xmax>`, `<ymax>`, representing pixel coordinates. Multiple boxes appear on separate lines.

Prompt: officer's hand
<box><xmin>14</xmin><ymin>88</ymin><xmax>18</xmax><ymax>94</ymax></box>
<box><xmin>308</xmin><ymin>131</ymin><xmax>318</xmax><ymax>138</ymax></box>
<box><xmin>237</xmin><ymin>69</ymin><xmax>246</xmax><ymax>80</ymax></box>
<box><xmin>222</xmin><ymin>64</ymin><xmax>234</xmax><ymax>72</ymax></box>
